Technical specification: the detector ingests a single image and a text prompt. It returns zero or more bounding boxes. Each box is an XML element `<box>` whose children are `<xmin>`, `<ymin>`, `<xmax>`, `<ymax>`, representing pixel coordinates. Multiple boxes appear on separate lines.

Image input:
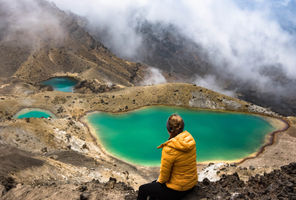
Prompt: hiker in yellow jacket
<box><xmin>137</xmin><ymin>114</ymin><xmax>197</xmax><ymax>200</ymax></box>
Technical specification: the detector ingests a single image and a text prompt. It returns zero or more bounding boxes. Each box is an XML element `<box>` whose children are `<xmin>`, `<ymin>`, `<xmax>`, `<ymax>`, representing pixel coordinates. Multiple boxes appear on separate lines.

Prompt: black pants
<box><xmin>137</xmin><ymin>181</ymin><xmax>193</xmax><ymax>200</ymax></box>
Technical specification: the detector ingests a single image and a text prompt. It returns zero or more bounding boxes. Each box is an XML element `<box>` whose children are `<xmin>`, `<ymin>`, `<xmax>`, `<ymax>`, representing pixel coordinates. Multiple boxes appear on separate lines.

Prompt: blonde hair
<box><xmin>167</xmin><ymin>114</ymin><xmax>184</xmax><ymax>139</ymax></box>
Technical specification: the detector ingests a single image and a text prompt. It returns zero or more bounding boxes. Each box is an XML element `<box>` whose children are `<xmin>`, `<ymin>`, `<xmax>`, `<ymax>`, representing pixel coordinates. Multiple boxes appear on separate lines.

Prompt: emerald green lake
<box><xmin>14</xmin><ymin>109</ymin><xmax>54</xmax><ymax>119</ymax></box>
<box><xmin>42</xmin><ymin>77</ymin><xmax>78</xmax><ymax>92</ymax></box>
<box><xmin>86</xmin><ymin>107</ymin><xmax>276</xmax><ymax>166</ymax></box>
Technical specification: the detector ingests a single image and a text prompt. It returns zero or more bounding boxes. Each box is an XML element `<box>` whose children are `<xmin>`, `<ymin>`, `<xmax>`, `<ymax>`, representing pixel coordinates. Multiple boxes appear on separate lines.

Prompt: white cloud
<box><xmin>140</xmin><ymin>67</ymin><xmax>166</xmax><ymax>86</ymax></box>
<box><xmin>1</xmin><ymin>0</ymin><xmax>65</xmax><ymax>48</ymax></box>
<box><xmin>47</xmin><ymin>0</ymin><xmax>296</xmax><ymax>93</ymax></box>
<box><xmin>194</xmin><ymin>75</ymin><xmax>236</xmax><ymax>97</ymax></box>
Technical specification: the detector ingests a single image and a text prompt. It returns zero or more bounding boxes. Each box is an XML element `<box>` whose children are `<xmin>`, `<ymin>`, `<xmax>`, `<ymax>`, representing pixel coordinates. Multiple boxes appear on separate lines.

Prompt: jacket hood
<box><xmin>157</xmin><ymin>131</ymin><xmax>196</xmax><ymax>152</ymax></box>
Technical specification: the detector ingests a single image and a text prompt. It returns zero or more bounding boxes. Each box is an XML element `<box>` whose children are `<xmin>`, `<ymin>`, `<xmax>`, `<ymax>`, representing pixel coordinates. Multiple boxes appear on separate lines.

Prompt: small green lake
<box><xmin>42</xmin><ymin>77</ymin><xmax>78</xmax><ymax>92</ymax></box>
<box><xmin>86</xmin><ymin>107</ymin><xmax>276</xmax><ymax>166</ymax></box>
<box><xmin>14</xmin><ymin>108</ymin><xmax>55</xmax><ymax>119</ymax></box>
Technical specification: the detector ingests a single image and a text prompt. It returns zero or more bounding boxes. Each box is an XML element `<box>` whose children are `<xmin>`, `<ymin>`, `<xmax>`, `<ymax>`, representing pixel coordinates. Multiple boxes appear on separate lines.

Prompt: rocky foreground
<box><xmin>1</xmin><ymin>161</ymin><xmax>295</xmax><ymax>200</ymax></box>
<box><xmin>188</xmin><ymin>162</ymin><xmax>296</xmax><ymax>200</ymax></box>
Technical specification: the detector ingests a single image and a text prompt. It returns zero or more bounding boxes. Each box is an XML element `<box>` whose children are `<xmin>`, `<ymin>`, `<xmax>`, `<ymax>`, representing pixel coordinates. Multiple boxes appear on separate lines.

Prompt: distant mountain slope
<box><xmin>136</xmin><ymin>23</ymin><xmax>214</xmax><ymax>78</ymax></box>
<box><xmin>88</xmin><ymin>21</ymin><xmax>296</xmax><ymax>116</ymax></box>
<box><xmin>0</xmin><ymin>0</ymin><xmax>145</xmax><ymax>86</ymax></box>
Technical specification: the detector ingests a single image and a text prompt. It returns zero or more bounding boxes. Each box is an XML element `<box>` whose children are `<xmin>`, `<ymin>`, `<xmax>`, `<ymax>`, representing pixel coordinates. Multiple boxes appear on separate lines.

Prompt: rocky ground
<box><xmin>188</xmin><ymin>162</ymin><xmax>296</xmax><ymax>200</ymax></box>
<box><xmin>1</xmin><ymin>153</ymin><xmax>295</xmax><ymax>200</ymax></box>
<box><xmin>0</xmin><ymin>83</ymin><xmax>295</xmax><ymax>199</ymax></box>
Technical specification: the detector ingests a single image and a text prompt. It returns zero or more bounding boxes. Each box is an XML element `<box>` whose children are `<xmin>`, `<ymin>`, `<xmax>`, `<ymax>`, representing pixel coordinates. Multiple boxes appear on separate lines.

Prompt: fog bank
<box><xmin>0</xmin><ymin>0</ymin><xmax>65</xmax><ymax>49</ymax></box>
<box><xmin>48</xmin><ymin>0</ymin><xmax>296</xmax><ymax>95</ymax></box>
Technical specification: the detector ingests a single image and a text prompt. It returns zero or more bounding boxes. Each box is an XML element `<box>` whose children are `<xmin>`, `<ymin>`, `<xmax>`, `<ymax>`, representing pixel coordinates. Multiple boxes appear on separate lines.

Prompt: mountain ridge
<box><xmin>0</xmin><ymin>0</ymin><xmax>146</xmax><ymax>87</ymax></box>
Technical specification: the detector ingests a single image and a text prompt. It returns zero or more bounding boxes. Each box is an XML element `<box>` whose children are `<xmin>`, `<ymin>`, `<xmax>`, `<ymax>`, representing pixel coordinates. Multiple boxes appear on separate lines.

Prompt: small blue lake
<box><xmin>41</xmin><ymin>77</ymin><xmax>78</xmax><ymax>92</ymax></box>
<box><xmin>86</xmin><ymin>107</ymin><xmax>276</xmax><ymax>166</ymax></box>
<box><xmin>14</xmin><ymin>109</ymin><xmax>55</xmax><ymax>119</ymax></box>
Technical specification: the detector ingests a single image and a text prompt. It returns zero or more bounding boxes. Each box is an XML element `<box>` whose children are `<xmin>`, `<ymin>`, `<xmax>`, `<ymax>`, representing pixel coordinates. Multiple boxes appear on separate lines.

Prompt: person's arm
<box><xmin>157</xmin><ymin>146</ymin><xmax>176</xmax><ymax>184</ymax></box>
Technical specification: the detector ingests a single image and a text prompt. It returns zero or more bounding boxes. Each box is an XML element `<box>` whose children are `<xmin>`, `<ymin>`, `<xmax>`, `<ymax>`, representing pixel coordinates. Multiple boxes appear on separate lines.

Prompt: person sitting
<box><xmin>137</xmin><ymin>114</ymin><xmax>197</xmax><ymax>200</ymax></box>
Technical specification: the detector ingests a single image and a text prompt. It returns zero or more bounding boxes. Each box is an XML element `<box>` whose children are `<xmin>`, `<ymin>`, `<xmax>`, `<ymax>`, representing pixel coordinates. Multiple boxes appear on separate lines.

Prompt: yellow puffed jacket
<box><xmin>157</xmin><ymin>130</ymin><xmax>197</xmax><ymax>191</ymax></box>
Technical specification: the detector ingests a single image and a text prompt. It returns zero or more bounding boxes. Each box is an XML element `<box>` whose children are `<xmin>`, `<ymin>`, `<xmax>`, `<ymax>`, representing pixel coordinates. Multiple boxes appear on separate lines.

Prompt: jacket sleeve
<box><xmin>157</xmin><ymin>146</ymin><xmax>176</xmax><ymax>184</ymax></box>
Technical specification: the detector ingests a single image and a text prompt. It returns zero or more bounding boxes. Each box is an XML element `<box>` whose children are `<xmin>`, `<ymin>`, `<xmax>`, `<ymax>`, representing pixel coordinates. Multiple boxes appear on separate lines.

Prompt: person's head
<box><xmin>166</xmin><ymin>114</ymin><xmax>184</xmax><ymax>139</ymax></box>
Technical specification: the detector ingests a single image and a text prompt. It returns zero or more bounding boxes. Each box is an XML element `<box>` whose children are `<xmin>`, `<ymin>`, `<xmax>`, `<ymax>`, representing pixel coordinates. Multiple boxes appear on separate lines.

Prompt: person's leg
<box><xmin>137</xmin><ymin>181</ymin><xmax>164</xmax><ymax>200</ymax></box>
<box><xmin>138</xmin><ymin>182</ymin><xmax>194</xmax><ymax>200</ymax></box>
<box><xmin>161</xmin><ymin>186</ymin><xmax>194</xmax><ymax>200</ymax></box>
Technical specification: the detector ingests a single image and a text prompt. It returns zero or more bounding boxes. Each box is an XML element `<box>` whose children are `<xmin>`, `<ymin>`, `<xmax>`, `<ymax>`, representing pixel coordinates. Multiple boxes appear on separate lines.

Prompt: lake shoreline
<box><xmin>13</xmin><ymin>108</ymin><xmax>56</xmax><ymax>119</ymax></box>
<box><xmin>41</xmin><ymin>77</ymin><xmax>79</xmax><ymax>92</ymax></box>
<box><xmin>81</xmin><ymin>107</ymin><xmax>289</xmax><ymax>167</ymax></box>
<box><xmin>235</xmin><ymin>117</ymin><xmax>289</xmax><ymax>165</ymax></box>
<box><xmin>80</xmin><ymin>114</ymin><xmax>160</xmax><ymax>168</ymax></box>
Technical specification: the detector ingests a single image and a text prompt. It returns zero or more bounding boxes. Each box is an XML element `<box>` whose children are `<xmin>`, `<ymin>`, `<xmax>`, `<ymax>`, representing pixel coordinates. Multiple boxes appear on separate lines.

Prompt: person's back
<box><xmin>157</xmin><ymin>130</ymin><xmax>197</xmax><ymax>191</ymax></box>
<box><xmin>137</xmin><ymin>114</ymin><xmax>197</xmax><ymax>200</ymax></box>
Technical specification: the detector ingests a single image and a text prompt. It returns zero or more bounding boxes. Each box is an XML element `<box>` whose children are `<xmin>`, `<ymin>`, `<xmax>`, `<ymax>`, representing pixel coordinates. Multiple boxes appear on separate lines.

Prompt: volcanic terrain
<box><xmin>0</xmin><ymin>1</ymin><xmax>295</xmax><ymax>200</ymax></box>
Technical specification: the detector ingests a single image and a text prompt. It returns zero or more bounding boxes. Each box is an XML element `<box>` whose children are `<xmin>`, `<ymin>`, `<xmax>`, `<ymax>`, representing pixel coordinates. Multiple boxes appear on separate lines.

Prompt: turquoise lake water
<box><xmin>42</xmin><ymin>77</ymin><xmax>78</xmax><ymax>92</ymax></box>
<box><xmin>14</xmin><ymin>109</ymin><xmax>54</xmax><ymax>119</ymax></box>
<box><xmin>86</xmin><ymin>107</ymin><xmax>276</xmax><ymax>166</ymax></box>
